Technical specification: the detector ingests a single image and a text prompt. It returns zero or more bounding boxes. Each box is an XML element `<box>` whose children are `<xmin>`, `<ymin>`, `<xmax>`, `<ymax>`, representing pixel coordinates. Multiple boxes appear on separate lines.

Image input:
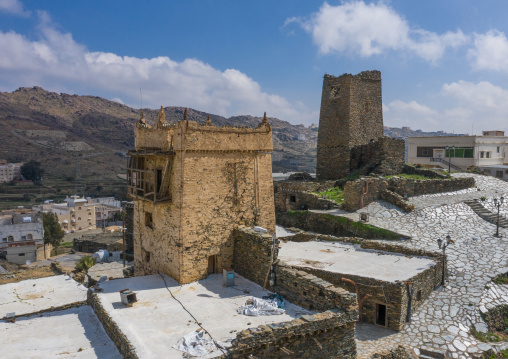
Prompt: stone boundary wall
<box><xmin>483</xmin><ymin>304</ymin><xmax>508</xmax><ymax>332</ymax></box>
<box><xmin>276</xmin><ymin>211</ymin><xmax>407</xmax><ymax>240</ymax></box>
<box><xmin>221</xmin><ymin>312</ymin><xmax>356</xmax><ymax>359</ymax></box>
<box><xmin>232</xmin><ymin>227</ymin><xmax>279</xmax><ymax>287</ymax></box>
<box><xmin>380</xmin><ymin>189</ymin><xmax>415</xmax><ymax>212</ymax></box>
<box><xmin>274</xmin><ymin>181</ymin><xmax>338</xmax><ymax>212</ymax></box>
<box><xmin>402</xmin><ymin>164</ymin><xmax>448</xmax><ymax>179</ymax></box>
<box><xmin>370</xmin><ymin>345</ymin><xmax>416</xmax><ymax>359</ymax></box>
<box><xmin>0</xmin><ymin>300</ymin><xmax>86</xmax><ymax>321</ymax></box>
<box><xmin>87</xmin><ymin>290</ymin><xmax>139</xmax><ymax>359</ymax></box>
<box><xmin>344</xmin><ymin>176</ymin><xmax>475</xmax><ymax>211</ymax></box>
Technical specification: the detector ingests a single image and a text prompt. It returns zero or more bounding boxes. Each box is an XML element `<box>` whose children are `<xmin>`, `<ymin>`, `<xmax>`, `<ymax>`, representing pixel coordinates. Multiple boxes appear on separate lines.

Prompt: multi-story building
<box><xmin>127</xmin><ymin>108</ymin><xmax>275</xmax><ymax>284</ymax></box>
<box><xmin>51</xmin><ymin>196</ymin><xmax>96</xmax><ymax>233</ymax></box>
<box><xmin>0</xmin><ymin>161</ymin><xmax>22</xmax><ymax>183</ymax></box>
<box><xmin>0</xmin><ymin>211</ymin><xmax>44</xmax><ymax>249</ymax></box>
<box><xmin>408</xmin><ymin>131</ymin><xmax>508</xmax><ymax>171</ymax></box>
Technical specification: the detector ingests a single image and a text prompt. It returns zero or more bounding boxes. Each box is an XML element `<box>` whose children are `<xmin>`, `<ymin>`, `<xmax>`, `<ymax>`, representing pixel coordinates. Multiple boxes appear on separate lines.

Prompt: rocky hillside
<box><xmin>0</xmin><ymin>86</ymin><xmax>461</xmax><ymax>187</ymax></box>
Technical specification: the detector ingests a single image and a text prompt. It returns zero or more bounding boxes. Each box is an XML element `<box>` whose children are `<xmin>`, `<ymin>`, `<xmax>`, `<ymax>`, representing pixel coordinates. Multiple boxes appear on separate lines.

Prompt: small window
<box><xmin>145</xmin><ymin>251</ymin><xmax>150</xmax><ymax>262</ymax></box>
<box><xmin>7</xmin><ymin>235</ymin><xmax>14</xmax><ymax>242</ymax></box>
<box><xmin>18</xmin><ymin>253</ymin><xmax>25</xmax><ymax>257</ymax></box>
<box><xmin>486</xmin><ymin>152</ymin><xmax>491</xmax><ymax>158</ymax></box>
<box><xmin>27</xmin><ymin>234</ymin><xmax>33</xmax><ymax>240</ymax></box>
<box><xmin>289</xmin><ymin>195</ymin><xmax>296</xmax><ymax>203</ymax></box>
<box><xmin>480</xmin><ymin>151</ymin><xmax>485</xmax><ymax>158</ymax></box>
<box><xmin>21</xmin><ymin>236</ymin><xmax>26</xmax><ymax>240</ymax></box>
<box><xmin>78</xmin><ymin>217</ymin><xmax>81</xmax><ymax>221</ymax></box>
<box><xmin>497</xmin><ymin>147</ymin><xmax>500</xmax><ymax>153</ymax></box>
<box><xmin>145</xmin><ymin>212</ymin><xmax>153</xmax><ymax>228</ymax></box>
<box><xmin>2</xmin><ymin>238</ymin><xmax>6</xmax><ymax>242</ymax></box>
<box><xmin>78</xmin><ymin>207</ymin><xmax>81</xmax><ymax>210</ymax></box>
<box><xmin>422</xmin><ymin>150</ymin><xmax>429</xmax><ymax>156</ymax></box>
<box><xmin>416</xmin><ymin>290</ymin><xmax>422</xmax><ymax>301</ymax></box>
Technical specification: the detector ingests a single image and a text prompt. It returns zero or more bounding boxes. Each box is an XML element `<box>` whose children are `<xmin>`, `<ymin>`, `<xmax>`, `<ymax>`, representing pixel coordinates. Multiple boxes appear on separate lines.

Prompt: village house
<box><xmin>50</xmin><ymin>195</ymin><xmax>96</xmax><ymax>233</ymax></box>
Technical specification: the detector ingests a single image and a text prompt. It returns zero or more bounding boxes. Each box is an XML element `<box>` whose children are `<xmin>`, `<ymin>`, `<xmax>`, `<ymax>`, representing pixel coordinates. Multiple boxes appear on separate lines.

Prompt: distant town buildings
<box><xmin>48</xmin><ymin>196</ymin><xmax>96</xmax><ymax>233</ymax></box>
<box><xmin>0</xmin><ymin>160</ymin><xmax>23</xmax><ymax>183</ymax></box>
<box><xmin>0</xmin><ymin>210</ymin><xmax>48</xmax><ymax>264</ymax></box>
<box><xmin>408</xmin><ymin>130</ymin><xmax>508</xmax><ymax>172</ymax></box>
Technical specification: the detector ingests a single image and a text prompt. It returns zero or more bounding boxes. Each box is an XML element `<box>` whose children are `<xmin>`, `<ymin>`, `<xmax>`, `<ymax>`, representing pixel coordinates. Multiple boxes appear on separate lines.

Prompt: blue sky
<box><xmin>1</xmin><ymin>0</ymin><xmax>508</xmax><ymax>134</ymax></box>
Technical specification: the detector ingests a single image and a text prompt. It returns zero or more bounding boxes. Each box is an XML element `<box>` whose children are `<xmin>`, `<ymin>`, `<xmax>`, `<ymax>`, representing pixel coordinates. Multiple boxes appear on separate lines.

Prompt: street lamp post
<box><xmin>494</xmin><ymin>196</ymin><xmax>505</xmax><ymax>238</ymax></box>
<box><xmin>445</xmin><ymin>145</ymin><xmax>455</xmax><ymax>174</ymax></box>
<box><xmin>437</xmin><ymin>235</ymin><xmax>453</xmax><ymax>286</ymax></box>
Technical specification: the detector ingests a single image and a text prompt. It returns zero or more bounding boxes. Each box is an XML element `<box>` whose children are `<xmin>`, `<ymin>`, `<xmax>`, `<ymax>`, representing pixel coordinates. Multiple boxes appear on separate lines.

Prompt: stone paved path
<box><xmin>340</xmin><ymin>174</ymin><xmax>508</xmax><ymax>358</ymax></box>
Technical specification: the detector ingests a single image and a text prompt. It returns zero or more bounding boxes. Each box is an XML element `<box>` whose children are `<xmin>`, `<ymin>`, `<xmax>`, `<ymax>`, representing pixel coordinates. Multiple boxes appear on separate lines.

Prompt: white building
<box><xmin>0</xmin><ymin>211</ymin><xmax>44</xmax><ymax>250</ymax></box>
<box><xmin>408</xmin><ymin>131</ymin><xmax>507</xmax><ymax>171</ymax></box>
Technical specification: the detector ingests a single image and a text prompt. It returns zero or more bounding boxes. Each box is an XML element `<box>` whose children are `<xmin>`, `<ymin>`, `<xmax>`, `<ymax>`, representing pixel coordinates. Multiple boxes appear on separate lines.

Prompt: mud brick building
<box><xmin>127</xmin><ymin>108</ymin><xmax>275</xmax><ymax>284</ymax></box>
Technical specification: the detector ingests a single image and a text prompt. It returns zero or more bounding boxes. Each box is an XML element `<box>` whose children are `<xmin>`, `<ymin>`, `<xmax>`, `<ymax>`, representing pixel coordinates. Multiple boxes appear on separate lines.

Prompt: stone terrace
<box><xmin>340</xmin><ymin>174</ymin><xmax>508</xmax><ymax>358</ymax></box>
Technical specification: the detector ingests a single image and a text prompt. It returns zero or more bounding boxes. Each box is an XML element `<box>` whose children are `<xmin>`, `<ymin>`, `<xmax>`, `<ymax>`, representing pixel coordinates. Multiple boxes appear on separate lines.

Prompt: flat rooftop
<box><xmin>96</xmin><ymin>273</ymin><xmax>313</xmax><ymax>358</ymax></box>
<box><xmin>278</xmin><ymin>240</ymin><xmax>436</xmax><ymax>282</ymax></box>
<box><xmin>0</xmin><ymin>275</ymin><xmax>87</xmax><ymax>318</ymax></box>
<box><xmin>0</xmin><ymin>306</ymin><xmax>121</xmax><ymax>358</ymax></box>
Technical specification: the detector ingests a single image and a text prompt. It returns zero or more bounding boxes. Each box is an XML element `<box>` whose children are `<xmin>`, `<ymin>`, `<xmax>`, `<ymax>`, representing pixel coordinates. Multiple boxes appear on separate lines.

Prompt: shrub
<box><xmin>76</xmin><ymin>256</ymin><xmax>96</xmax><ymax>272</ymax></box>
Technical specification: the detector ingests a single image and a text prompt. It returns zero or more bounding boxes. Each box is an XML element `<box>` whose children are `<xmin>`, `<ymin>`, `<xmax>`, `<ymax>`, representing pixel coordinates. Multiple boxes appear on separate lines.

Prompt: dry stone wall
<box><xmin>274</xmin><ymin>180</ymin><xmax>339</xmax><ymax>212</ymax></box>
<box><xmin>344</xmin><ymin>176</ymin><xmax>475</xmax><ymax>211</ymax></box>
<box><xmin>350</xmin><ymin>137</ymin><xmax>405</xmax><ymax>176</ymax></box>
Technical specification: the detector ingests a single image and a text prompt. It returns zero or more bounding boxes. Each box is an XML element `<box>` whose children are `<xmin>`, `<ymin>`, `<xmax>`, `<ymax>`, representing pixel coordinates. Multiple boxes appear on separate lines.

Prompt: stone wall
<box><xmin>350</xmin><ymin>137</ymin><xmax>405</xmax><ymax>176</ymax></box>
<box><xmin>402</xmin><ymin>164</ymin><xmax>448</xmax><ymax>179</ymax></box>
<box><xmin>232</xmin><ymin>226</ymin><xmax>278</xmax><ymax>287</ymax></box>
<box><xmin>222</xmin><ymin>313</ymin><xmax>356</xmax><ymax>359</ymax></box>
<box><xmin>0</xmin><ymin>300</ymin><xmax>86</xmax><ymax>321</ymax></box>
<box><xmin>276</xmin><ymin>210</ymin><xmax>406</xmax><ymax>240</ymax></box>
<box><xmin>87</xmin><ymin>290</ymin><xmax>139</xmax><ymax>359</ymax></box>
<box><xmin>380</xmin><ymin>189</ymin><xmax>415</xmax><ymax>212</ymax></box>
<box><xmin>316</xmin><ymin>71</ymin><xmax>384</xmax><ymax>180</ymax></box>
<box><xmin>483</xmin><ymin>304</ymin><xmax>508</xmax><ymax>332</ymax></box>
<box><xmin>344</xmin><ymin>176</ymin><xmax>475</xmax><ymax>211</ymax></box>
<box><xmin>273</xmin><ymin>180</ymin><xmax>339</xmax><ymax>212</ymax></box>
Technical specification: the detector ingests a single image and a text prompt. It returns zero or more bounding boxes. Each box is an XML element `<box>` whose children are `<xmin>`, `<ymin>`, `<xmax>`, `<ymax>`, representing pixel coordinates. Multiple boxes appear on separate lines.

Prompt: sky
<box><xmin>1</xmin><ymin>0</ymin><xmax>508</xmax><ymax>134</ymax></box>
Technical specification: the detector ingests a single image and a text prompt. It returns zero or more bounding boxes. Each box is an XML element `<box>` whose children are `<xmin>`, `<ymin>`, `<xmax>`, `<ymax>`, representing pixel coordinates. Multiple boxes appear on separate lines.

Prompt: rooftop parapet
<box><xmin>134</xmin><ymin>107</ymin><xmax>273</xmax><ymax>152</ymax></box>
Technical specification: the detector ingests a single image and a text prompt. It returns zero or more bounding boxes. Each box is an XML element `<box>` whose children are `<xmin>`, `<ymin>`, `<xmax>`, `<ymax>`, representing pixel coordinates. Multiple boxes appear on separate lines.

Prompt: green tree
<box><xmin>21</xmin><ymin>160</ymin><xmax>44</xmax><ymax>182</ymax></box>
<box><xmin>43</xmin><ymin>212</ymin><xmax>65</xmax><ymax>248</ymax></box>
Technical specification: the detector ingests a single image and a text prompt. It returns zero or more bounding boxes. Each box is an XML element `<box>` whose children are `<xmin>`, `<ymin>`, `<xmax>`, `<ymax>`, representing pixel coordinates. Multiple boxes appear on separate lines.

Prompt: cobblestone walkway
<box><xmin>349</xmin><ymin>174</ymin><xmax>508</xmax><ymax>358</ymax></box>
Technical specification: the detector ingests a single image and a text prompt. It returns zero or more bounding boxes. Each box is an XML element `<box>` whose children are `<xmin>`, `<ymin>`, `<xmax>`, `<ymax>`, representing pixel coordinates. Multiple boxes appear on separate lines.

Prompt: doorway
<box><xmin>207</xmin><ymin>255</ymin><xmax>217</xmax><ymax>275</ymax></box>
<box><xmin>376</xmin><ymin>303</ymin><xmax>387</xmax><ymax>326</ymax></box>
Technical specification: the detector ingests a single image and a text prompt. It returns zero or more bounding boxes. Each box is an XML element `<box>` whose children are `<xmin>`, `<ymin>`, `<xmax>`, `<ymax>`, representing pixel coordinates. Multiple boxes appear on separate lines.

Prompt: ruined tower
<box><xmin>316</xmin><ymin>71</ymin><xmax>384</xmax><ymax>180</ymax></box>
<box><xmin>127</xmin><ymin>108</ymin><xmax>275</xmax><ymax>284</ymax></box>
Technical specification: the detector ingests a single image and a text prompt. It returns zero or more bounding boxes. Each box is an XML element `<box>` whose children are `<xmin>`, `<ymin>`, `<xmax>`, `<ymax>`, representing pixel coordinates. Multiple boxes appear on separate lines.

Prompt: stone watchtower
<box><xmin>316</xmin><ymin>71</ymin><xmax>384</xmax><ymax>180</ymax></box>
<box><xmin>127</xmin><ymin>107</ymin><xmax>275</xmax><ymax>284</ymax></box>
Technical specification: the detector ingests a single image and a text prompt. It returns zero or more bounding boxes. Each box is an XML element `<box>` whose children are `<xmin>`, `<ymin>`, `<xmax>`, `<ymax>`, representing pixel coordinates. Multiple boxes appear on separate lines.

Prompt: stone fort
<box><xmin>316</xmin><ymin>70</ymin><xmax>404</xmax><ymax>180</ymax></box>
<box><xmin>127</xmin><ymin>107</ymin><xmax>275</xmax><ymax>284</ymax></box>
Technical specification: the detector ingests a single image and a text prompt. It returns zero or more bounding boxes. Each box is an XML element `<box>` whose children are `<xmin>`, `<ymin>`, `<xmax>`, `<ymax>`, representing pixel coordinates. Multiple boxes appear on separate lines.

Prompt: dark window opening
<box><xmin>376</xmin><ymin>303</ymin><xmax>387</xmax><ymax>326</ymax></box>
<box><xmin>145</xmin><ymin>251</ymin><xmax>150</xmax><ymax>262</ymax></box>
<box><xmin>156</xmin><ymin>169</ymin><xmax>162</xmax><ymax>193</ymax></box>
<box><xmin>18</xmin><ymin>253</ymin><xmax>25</xmax><ymax>257</ymax></box>
<box><xmin>416</xmin><ymin>290</ymin><xmax>422</xmax><ymax>301</ymax></box>
<box><xmin>289</xmin><ymin>195</ymin><xmax>296</xmax><ymax>203</ymax></box>
<box><xmin>145</xmin><ymin>212</ymin><xmax>153</xmax><ymax>229</ymax></box>
<box><xmin>422</xmin><ymin>150</ymin><xmax>429</xmax><ymax>156</ymax></box>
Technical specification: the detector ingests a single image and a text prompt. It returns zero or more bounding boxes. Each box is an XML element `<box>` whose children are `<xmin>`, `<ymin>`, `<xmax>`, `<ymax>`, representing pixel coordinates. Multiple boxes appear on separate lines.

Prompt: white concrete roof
<box><xmin>95</xmin><ymin>274</ymin><xmax>313</xmax><ymax>359</ymax></box>
<box><xmin>0</xmin><ymin>306</ymin><xmax>121</xmax><ymax>358</ymax></box>
<box><xmin>278</xmin><ymin>240</ymin><xmax>436</xmax><ymax>282</ymax></box>
<box><xmin>0</xmin><ymin>275</ymin><xmax>87</xmax><ymax>318</ymax></box>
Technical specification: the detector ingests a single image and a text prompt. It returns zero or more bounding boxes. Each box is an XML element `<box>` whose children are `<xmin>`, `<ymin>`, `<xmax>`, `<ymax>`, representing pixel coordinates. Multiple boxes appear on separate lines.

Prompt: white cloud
<box><xmin>0</xmin><ymin>0</ymin><xmax>30</xmax><ymax>16</ymax></box>
<box><xmin>0</xmin><ymin>13</ymin><xmax>315</xmax><ymax>125</ymax></box>
<box><xmin>468</xmin><ymin>30</ymin><xmax>508</xmax><ymax>72</ymax></box>
<box><xmin>384</xmin><ymin>81</ymin><xmax>508</xmax><ymax>133</ymax></box>
<box><xmin>287</xmin><ymin>1</ymin><xmax>468</xmax><ymax>62</ymax></box>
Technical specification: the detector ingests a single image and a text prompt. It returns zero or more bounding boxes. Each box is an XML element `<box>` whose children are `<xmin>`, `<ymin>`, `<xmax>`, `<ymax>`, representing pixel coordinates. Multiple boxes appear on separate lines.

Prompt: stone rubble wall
<box><xmin>232</xmin><ymin>226</ymin><xmax>279</xmax><ymax>287</ymax></box>
<box><xmin>274</xmin><ymin>180</ymin><xmax>338</xmax><ymax>211</ymax></box>
<box><xmin>344</xmin><ymin>176</ymin><xmax>475</xmax><ymax>211</ymax></box>
<box><xmin>0</xmin><ymin>300</ymin><xmax>86</xmax><ymax>321</ymax></box>
<box><xmin>349</xmin><ymin>137</ymin><xmax>406</xmax><ymax>176</ymax></box>
<box><xmin>402</xmin><ymin>164</ymin><xmax>448</xmax><ymax>179</ymax></box>
<box><xmin>87</xmin><ymin>289</ymin><xmax>139</xmax><ymax>359</ymax></box>
<box><xmin>370</xmin><ymin>345</ymin><xmax>417</xmax><ymax>359</ymax></box>
<box><xmin>276</xmin><ymin>210</ymin><xmax>406</xmax><ymax>240</ymax></box>
<box><xmin>221</xmin><ymin>314</ymin><xmax>356</xmax><ymax>359</ymax></box>
<box><xmin>483</xmin><ymin>304</ymin><xmax>508</xmax><ymax>332</ymax></box>
<box><xmin>380</xmin><ymin>189</ymin><xmax>415</xmax><ymax>212</ymax></box>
